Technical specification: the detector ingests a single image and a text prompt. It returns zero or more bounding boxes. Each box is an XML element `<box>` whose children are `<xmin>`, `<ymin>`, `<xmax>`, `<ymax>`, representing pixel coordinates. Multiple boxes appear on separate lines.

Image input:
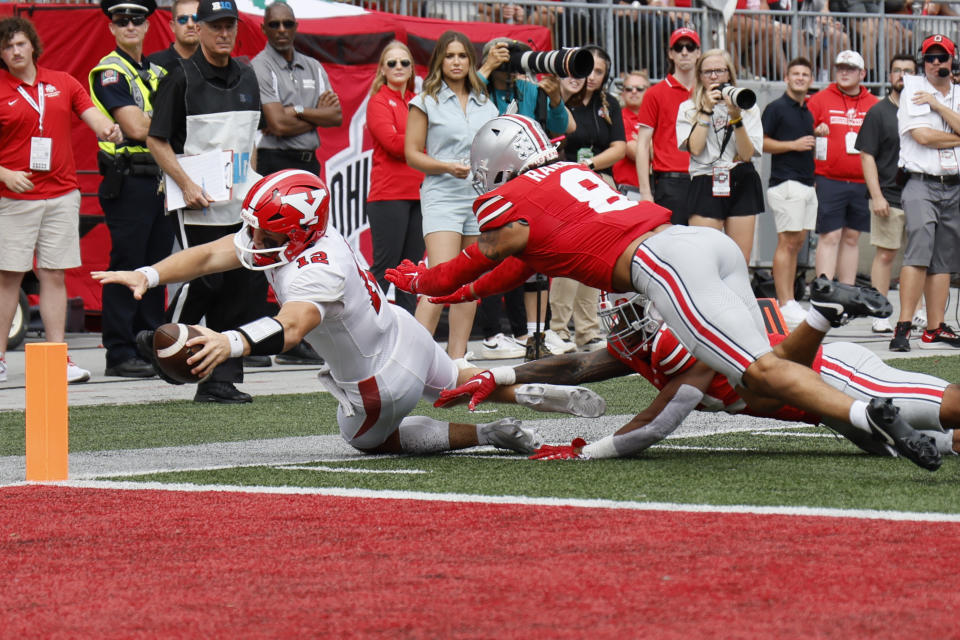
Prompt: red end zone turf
<box><xmin>2</xmin><ymin>486</ymin><xmax>958</xmax><ymax>638</ymax></box>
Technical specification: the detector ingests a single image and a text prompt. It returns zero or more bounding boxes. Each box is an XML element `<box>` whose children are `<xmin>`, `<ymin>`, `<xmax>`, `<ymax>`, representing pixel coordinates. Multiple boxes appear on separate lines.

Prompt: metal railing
<box><xmin>350</xmin><ymin>0</ymin><xmax>959</xmax><ymax>89</ymax></box>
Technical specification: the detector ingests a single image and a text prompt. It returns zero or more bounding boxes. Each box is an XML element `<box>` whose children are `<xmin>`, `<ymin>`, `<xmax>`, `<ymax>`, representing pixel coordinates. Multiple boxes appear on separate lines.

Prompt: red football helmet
<box><xmin>235</xmin><ymin>169</ymin><xmax>330</xmax><ymax>270</ymax></box>
<box><xmin>598</xmin><ymin>291</ymin><xmax>662</xmax><ymax>358</ymax></box>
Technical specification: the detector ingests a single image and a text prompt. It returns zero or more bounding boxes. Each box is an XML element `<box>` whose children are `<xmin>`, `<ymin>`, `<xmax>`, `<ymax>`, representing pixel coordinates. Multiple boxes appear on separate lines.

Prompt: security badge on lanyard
<box><xmin>712</xmin><ymin>166</ymin><xmax>731</xmax><ymax>197</ymax></box>
<box><xmin>18</xmin><ymin>82</ymin><xmax>52</xmax><ymax>171</ymax></box>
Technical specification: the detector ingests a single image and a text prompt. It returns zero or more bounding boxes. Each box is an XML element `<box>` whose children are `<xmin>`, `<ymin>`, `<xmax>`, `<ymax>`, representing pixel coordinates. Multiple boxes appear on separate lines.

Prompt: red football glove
<box><xmin>385</xmin><ymin>259</ymin><xmax>426</xmax><ymax>294</ymax></box>
<box><xmin>429</xmin><ymin>286</ymin><xmax>478</xmax><ymax>305</ymax></box>
<box><xmin>529</xmin><ymin>438</ymin><xmax>588</xmax><ymax>460</ymax></box>
<box><xmin>434</xmin><ymin>370</ymin><xmax>497</xmax><ymax>410</ymax></box>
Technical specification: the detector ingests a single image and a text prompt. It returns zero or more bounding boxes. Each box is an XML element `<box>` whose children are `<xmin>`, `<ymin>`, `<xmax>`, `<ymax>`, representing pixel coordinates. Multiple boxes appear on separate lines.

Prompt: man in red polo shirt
<box><xmin>635</xmin><ymin>27</ymin><xmax>700</xmax><ymax>224</ymax></box>
<box><xmin>0</xmin><ymin>16</ymin><xmax>120</xmax><ymax>384</ymax></box>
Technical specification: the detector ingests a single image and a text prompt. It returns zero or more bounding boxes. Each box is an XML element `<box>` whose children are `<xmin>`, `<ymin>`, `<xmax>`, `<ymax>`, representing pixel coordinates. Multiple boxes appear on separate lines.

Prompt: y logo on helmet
<box><xmin>280</xmin><ymin>187</ymin><xmax>327</xmax><ymax>225</ymax></box>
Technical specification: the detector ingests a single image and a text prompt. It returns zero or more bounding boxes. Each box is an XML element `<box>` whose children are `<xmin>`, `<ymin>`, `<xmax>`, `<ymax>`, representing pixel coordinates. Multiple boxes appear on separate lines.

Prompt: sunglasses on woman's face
<box><xmin>175</xmin><ymin>14</ymin><xmax>197</xmax><ymax>24</ymax></box>
<box><xmin>113</xmin><ymin>15</ymin><xmax>147</xmax><ymax>27</ymax></box>
<box><xmin>386</xmin><ymin>59</ymin><xmax>412</xmax><ymax>68</ymax></box>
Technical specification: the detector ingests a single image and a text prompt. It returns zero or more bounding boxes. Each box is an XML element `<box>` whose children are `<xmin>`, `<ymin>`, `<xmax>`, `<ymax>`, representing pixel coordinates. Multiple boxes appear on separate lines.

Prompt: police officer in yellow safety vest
<box><xmin>90</xmin><ymin>0</ymin><xmax>175</xmax><ymax>379</ymax></box>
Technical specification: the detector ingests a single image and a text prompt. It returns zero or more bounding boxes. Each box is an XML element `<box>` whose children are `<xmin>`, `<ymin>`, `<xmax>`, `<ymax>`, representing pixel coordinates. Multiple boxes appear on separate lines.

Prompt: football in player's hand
<box><xmin>153</xmin><ymin>323</ymin><xmax>204</xmax><ymax>384</ymax></box>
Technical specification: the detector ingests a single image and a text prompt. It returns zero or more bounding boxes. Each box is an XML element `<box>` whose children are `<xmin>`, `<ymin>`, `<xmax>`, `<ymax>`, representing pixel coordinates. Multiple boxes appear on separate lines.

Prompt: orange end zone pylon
<box><xmin>757</xmin><ymin>298</ymin><xmax>789</xmax><ymax>336</ymax></box>
<box><xmin>25</xmin><ymin>343</ymin><xmax>68</xmax><ymax>482</ymax></box>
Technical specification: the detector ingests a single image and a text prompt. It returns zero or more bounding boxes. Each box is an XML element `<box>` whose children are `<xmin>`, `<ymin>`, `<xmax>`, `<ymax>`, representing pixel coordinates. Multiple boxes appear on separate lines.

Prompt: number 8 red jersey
<box><xmin>473</xmin><ymin>162</ymin><xmax>672</xmax><ymax>291</ymax></box>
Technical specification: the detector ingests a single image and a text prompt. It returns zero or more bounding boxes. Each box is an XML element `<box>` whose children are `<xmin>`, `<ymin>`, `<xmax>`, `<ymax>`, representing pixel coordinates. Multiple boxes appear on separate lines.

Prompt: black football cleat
<box><xmin>865</xmin><ymin>398</ymin><xmax>941</xmax><ymax>471</ymax></box>
<box><xmin>809</xmin><ymin>276</ymin><xmax>893</xmax><ymax>327</ymax></box>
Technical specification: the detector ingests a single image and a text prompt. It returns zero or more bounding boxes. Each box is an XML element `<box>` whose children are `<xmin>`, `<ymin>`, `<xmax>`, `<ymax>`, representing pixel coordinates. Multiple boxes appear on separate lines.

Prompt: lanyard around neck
<box><xmin>17</xmin><ymin>82</ymin><xmax>45</xmax><ymax>134</ymax></box>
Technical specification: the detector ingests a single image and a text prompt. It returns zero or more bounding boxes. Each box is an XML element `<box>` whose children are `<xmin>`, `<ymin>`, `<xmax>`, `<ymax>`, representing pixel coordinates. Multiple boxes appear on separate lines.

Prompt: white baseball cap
<box><xmin>835</xmin><ymin>50</ymin><xmax>865</xmax><ymax>69</ymax></box>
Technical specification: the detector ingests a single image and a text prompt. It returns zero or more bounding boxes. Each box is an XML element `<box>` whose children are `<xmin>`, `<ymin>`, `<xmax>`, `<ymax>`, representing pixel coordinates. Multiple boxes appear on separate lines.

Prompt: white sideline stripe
<box><xmin>654</xmin><ymin>445</ymin><xmax>756</xmax><ymax>451</ymax></box>
<box><xmin>42</xmin><ymin>480</ymin><xmax>960</xmax><ymax>523</ymax></box>
<box><xmin>273</xmin><ymin>465</ymin><xmax>428</xmax><ymax>475</ymax></box>
<box><xmin>753</xmin><ymin>431</ymin><xmax>836</xmax><ymax>438</ymax></box>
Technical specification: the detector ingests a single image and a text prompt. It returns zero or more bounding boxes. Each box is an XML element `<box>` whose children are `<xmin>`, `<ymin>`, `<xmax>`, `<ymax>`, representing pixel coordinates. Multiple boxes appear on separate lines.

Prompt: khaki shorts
<box><xmin>766</xmin><ymin>180</ymin><xmax>817</xmax><ymax>233</ymax></box>
<box><xmin>0</xmin><ymin>191</ymin><xmax>81</xmax><ymax>272</ymax></box>
<box><xmin>869</xmin><ymin>202</ymin><xmax>905</xmax><ymax>250</ymax></box>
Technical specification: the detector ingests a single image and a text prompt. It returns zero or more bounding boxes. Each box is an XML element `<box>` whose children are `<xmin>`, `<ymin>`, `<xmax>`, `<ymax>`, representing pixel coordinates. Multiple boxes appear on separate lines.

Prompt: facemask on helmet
<box><xmin>471</xmin><ymin>114</ymin><xmax>558</xmax><ymax>195</ymax></box>
<box><xmin>598</xmin><ymin>291</ymin><xmax>662</xmax><ymax>358</ymax></box>
<box><xmin>234</xmin><ymin>169</ymin><xmax>330</xmax><ymax>270</ymax></box>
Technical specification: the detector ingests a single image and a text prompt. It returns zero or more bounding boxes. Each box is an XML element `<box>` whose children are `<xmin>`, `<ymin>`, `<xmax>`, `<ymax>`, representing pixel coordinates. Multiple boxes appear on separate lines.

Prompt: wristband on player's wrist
<box><xmin>135</xmin><ymin>266</ymin><xmax>159</xmax><ymax>289</ymax></box>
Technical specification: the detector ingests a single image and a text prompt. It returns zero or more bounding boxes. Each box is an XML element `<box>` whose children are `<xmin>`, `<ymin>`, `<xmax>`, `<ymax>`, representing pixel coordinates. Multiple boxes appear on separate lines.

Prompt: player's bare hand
<box><xmin>529</xmin><ymin>437</ymin><xmax>587</xmax><ymax>460</ymax></box>
<box><xmin>385</xmin><ymin>259</ymin><xmax>426</xmax><ymax>293</ymax></box>
<box><xmin>429</xmin><ymin>286</ymin><xmax>477</xmax><ymax>305</ymax></box>
<box><xmin>184</xmin><ymin>326</ymin><xmax>230</xmax><ymax>379</ymax></box>
<box><xmin>434</xmin><ymin>370</ymin><xmax>497</xmax><ymax>410</ymax></box>
<box><xmin>91</xmin><ymin>269</ymin><xmax>149</xmax><ymax>300</ymax></box>
<box><xmin>1</xmin><ymin>169</ymin><xmax>34</xmax><ymax>193</ymax></box>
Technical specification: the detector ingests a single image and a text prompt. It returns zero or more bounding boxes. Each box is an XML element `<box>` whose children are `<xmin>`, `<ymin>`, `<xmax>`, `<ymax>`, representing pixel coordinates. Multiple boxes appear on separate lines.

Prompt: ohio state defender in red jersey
<box><xmin>387</xmin><ymin>114</ymin><xmax>943</xmax><ymax>471</ymax></box>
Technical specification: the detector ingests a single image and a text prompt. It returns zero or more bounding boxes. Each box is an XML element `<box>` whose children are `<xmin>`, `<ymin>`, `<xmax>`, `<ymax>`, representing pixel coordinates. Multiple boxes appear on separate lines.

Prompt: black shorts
<box><xmin>653</xmin><ymin>174</ymin><xmax>693</xmax><ymax>225</ymax></box>
<box><xmin>687</xmin><ymin>163</ymin><xmax>764</xmax><ymax>220</ymax></box>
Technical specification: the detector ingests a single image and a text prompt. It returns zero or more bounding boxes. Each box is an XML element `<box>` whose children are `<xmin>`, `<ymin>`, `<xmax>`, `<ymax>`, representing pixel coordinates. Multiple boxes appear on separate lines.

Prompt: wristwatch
<box><xmin>293</xmin><ymin>104</ymin><xmax>304</xmax><ymax>118</ymax></box>
<box><xmin>586</xmin><ymin>158</ymin><xmax>595</xmax><ymax>170</ymax></box>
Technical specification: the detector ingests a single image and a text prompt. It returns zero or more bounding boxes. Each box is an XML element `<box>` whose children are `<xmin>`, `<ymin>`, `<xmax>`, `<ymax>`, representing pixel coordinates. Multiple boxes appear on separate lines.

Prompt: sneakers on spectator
<box><xmin>480</xmin><ymin>333</ymin><xmax>525</xmax><ymax>359</ymax></box>
<box><xmin>871</xmin><ymin>317</ymin><xmax>893</xmax><ymax>334</ymax></box>
<box><xmin>919</xmin><ymin>323</ymin><xmax>960</xmax><ymax>349</ymax></box>
<box><xmin>479</xmin><ymin>417</ymin><xmax>543</xmax><ymax>454</ymax></box>
<box><xmin>0</xmin><ymin>357</ymin><xmax>6</xmax><ymax>383</ymax></box>
<box><xmin>67</xmin><ymin>357</ymin><xmax>90</xmax><ymax>384</ymax></box>
<box><xmin>543</xmin><ymin>329</ymin><xmax>576</xmax><ymax>355</ymax></box>
<box><xmin>889</xmin><ymin>321</ymin><xmax>912</xmax><ymax>352</ymax></box>
<box><xmin>912</xmin><ymin>309</ymin><xmax>927</xmax><ymax>330</ymax></box>
<box><xmin>809</xmin><ymin>275</ymin><xmax>892</xmax><ymax>327</ymax></box>
<box><xmin>452</xmin><ymin>352</ymin><xmax>475</xmax><ymax>371</ymax></box>
<box><xmin>780</xmin><ymin>300</ymin><xmax>807</xmax><ymax>328</ymax></box>
<box><xmin>580</xmin><ymin>337</ymin><xmax>607</xmax><ymax>352</ymax></box>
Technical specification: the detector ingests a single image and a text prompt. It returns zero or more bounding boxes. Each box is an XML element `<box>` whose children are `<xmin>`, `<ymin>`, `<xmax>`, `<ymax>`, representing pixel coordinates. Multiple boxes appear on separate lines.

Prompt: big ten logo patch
<box><xmin>233</xmin><ymin>151</ymin><xmax>251</xmax><ymax>186</ymax></box>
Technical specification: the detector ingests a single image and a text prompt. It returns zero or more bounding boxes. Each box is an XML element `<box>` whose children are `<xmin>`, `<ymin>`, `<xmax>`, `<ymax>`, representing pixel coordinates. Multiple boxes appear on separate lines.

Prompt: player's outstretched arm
<box><xmin>92</xmin><ymin>235</ymin><xmax>241</xmax><ymax>299</ymax></box>
<box><xmin>531</xmin><ymin>361</ymin><xmax>715</xmax><ymax>460</ymax></box>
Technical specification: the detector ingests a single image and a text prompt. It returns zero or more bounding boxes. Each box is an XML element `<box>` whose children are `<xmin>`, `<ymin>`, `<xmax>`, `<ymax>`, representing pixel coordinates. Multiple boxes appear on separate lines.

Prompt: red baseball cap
<box><xmin>669</xmin><ymin>27</ymin><xmax>701</xmax><ymax>49</ymax></box>
<box><xmin>921</xmin><ymin>34</ymin><xmax>956</xmax><ymax>57</ymax></box>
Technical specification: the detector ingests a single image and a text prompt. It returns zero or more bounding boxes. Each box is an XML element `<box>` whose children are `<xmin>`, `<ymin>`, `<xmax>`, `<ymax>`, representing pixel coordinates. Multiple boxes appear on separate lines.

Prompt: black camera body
<box><xmin>498</xmin><ymin>41</ymin><xmax>594</xmax><ymax>79</ymax></box>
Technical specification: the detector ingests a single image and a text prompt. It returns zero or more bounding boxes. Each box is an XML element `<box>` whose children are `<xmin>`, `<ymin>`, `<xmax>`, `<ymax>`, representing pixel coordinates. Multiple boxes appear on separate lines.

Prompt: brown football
<box><xmin>153</xmin><ymin>323</ymin><xmax>205</xmax><ymax>384</ymax></box>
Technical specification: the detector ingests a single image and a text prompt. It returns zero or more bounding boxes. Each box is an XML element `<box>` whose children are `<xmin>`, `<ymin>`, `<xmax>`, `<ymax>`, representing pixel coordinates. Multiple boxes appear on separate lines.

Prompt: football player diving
<box><xmin>437</xmin><ymin>291</ymin><xmax>960</xmax><ymax>460</ymax></box>
<box><xmin>386</xmin><ymin>114</ymin><xmax>943</xmax><ymax>471</ymax></box>
<box><xmin>92</xmin><ymin>169</ymin><xmax>607</xmax><ymax>456</ymax></box>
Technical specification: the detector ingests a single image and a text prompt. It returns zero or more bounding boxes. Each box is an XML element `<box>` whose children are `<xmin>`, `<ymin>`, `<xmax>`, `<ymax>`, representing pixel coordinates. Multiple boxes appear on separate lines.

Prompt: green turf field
<box><xmin>2</xmin><ymin>355</ymin><xmax>958</xmax><ymax>513</ymax></box>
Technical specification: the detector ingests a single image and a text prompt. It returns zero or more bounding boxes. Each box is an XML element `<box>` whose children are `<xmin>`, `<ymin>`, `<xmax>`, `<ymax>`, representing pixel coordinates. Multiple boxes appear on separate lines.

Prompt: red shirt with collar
<box><xmin>366</xmin><ymin>84</ymin><xmax>423</xmax><ymax>202</ymax></box>
<box><xmin>805</xmin><ymin>82</ymin><xmax>878</xmax><ymax>182</ymax></box>
<box><xmin>636</xmin><ymin>74</ymin><xmax>693</xmax><ymax>173</ymax></box>
<box><xmin>612</xmin><ymin>105</ymin><xmax>642</xmax><ymax>186</ymax></box>
<box><xmin>0</xmin><ymin>66</ymin><xmax>93</xmax><ymax>200</ymax></box>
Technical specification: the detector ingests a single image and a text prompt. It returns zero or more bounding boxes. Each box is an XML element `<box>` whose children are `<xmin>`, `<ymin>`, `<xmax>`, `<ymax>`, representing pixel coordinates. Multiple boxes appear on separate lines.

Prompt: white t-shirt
<box><xmin>676</xmin><ymin>99</ymin><xmax>763</xmax><ymax>177</ymax></box>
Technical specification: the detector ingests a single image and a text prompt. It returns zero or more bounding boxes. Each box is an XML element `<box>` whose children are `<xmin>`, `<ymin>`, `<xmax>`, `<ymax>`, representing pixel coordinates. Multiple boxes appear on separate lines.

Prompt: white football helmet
<box><xmin>598</xmin><ymin>291</ymin><xmax>662</xmax><ymax>358</ymax></box>
<box><xmin>234</xmin><ymin>169</ymin><xmax>329</xmax><ymax>270</ymax></box>
<box><xmin>470</xmin><ymin>114</ymin><xmax>558</xmax><ymax>195</ymax></box>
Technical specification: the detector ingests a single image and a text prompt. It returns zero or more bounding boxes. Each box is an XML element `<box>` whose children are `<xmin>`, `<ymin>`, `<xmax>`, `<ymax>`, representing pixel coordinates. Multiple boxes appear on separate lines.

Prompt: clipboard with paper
<box><xmin>164</xmin><ymin>149</ymin><xmax>234</xmax><ymax>211</ymax></box>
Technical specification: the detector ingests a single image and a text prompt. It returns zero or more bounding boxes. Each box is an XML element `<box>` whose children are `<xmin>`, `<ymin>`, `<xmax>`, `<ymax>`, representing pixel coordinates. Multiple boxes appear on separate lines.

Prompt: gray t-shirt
<box><xmin>251</xmin><ymin>45</ymin><xmax>331</xmax><ymax>151</ymax></box>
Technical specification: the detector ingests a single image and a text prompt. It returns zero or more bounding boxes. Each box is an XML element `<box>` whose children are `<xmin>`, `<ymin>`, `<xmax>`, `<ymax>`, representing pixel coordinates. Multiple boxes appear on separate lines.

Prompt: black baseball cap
<box><xmin>196</xmin><ymin>0</ymin><xmax>239</xmax><ymax>23</ymax></box>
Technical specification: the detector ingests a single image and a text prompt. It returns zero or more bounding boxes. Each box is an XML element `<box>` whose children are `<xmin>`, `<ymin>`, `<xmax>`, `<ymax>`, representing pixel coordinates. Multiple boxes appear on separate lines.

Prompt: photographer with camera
<box><xmin>677</xmin><ymin>49</ymin><xmax>764</xmax><ymax>263</ymax></box>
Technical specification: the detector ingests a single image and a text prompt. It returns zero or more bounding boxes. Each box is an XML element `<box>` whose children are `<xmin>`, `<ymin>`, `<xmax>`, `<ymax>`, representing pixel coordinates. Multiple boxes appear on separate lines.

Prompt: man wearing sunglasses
<box><xmin>635</xmin><ymin>27</ymin><xmax>700</xmax><ymax>225</ymax></box>
<box><xmin>890</xmin><ymin>34</ymin><xmax>960</xmax><ymax>351</ymax></box>
<box><xmin>147</xmin><ymin>0</ymin><xmax>199</xmax><ymax>73</ymax></box>
<box><xmin>89</xmin><ymin>0</ymin><xmax>174</xmax><ymax>379</ymax></box>
<box><xmin>249</xmin><ymin>1</ymin><xmax>341</xmax><ymax>366</ymax></box>
<box><xmin>146</xmin><ymin>0</ymin><xmax>268</xmax><ymax>403</ymax></box>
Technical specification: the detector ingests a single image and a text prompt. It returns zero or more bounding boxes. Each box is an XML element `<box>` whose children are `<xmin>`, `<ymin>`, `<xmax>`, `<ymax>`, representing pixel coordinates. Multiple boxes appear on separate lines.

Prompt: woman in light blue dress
<box><xmin>404</xmin><ymin>31</ymin><xmax>498</xmax><ymax>360</ymax></box>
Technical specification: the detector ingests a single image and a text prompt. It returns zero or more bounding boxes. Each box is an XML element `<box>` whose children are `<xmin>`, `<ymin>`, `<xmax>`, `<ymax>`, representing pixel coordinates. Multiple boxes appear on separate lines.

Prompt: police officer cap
<box><xmin>101</xmin><ymin>0</ymin><xmax>157</xmax><ymax>17</ymax></box>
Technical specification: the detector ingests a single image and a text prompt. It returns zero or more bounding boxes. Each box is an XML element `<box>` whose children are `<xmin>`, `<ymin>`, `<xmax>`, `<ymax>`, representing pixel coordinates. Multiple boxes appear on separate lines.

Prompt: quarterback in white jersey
<box><xmin>94</xmin><ymin>170</ymin><xmax>605</xmax><ymax>455</ymax></box>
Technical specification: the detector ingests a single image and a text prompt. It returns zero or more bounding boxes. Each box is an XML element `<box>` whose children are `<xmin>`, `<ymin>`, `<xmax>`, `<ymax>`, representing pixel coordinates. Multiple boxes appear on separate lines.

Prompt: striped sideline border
<box><xmin>29</xmin><ymin>480</ymin><xmax>960</xmax><ymax>523</ymax></box>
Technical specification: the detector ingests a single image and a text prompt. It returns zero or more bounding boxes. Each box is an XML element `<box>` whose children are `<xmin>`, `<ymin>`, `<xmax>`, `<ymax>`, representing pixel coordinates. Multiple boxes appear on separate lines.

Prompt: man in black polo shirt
<box><xmin>761</xmin><ymin>57</ymin><xmax>817</xmax><ymax>328</ymax></box>
<box><xmin>146</xmin><ymin>0</ymin><xmax>199</xmax><ymax>73</ymax></box>
<box><xmin>855</xmin><ymin>53</ymin><xmax>918</xmax><ymax>335</ymax></box>
<box><xmin>146</xmin><ymin>0</ymin><xmax>267</xmax><ymax>403</ymax></box>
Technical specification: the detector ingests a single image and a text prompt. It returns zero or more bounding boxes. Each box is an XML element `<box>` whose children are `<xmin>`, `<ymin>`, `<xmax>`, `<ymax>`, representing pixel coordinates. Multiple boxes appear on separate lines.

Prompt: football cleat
<box><xmin>864</xmin><ymin>398</ymin><xmax>941</xmax><ymax>471</ymax></box>
<box><xmin>480</xmin><ymin>418</ymin><xmax>543</xmax><ymax>454</ymax></box>
<box><xmin>809</xmin><ymin>276</ymin><xmax>893</xmax><ymax>327</ymax></box>
<box><xmin>513</xmin><ymin>384</ymin><xmax>606</xmax><ymax>418</ymax></box>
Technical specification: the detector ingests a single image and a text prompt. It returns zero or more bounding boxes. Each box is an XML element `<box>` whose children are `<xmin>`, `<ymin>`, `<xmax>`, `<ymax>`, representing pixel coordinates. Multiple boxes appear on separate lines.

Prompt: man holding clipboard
<box><xmin>147</xmin><ymin>0</ymin><xmax>265</xmax><ymax>403</ymax></box>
